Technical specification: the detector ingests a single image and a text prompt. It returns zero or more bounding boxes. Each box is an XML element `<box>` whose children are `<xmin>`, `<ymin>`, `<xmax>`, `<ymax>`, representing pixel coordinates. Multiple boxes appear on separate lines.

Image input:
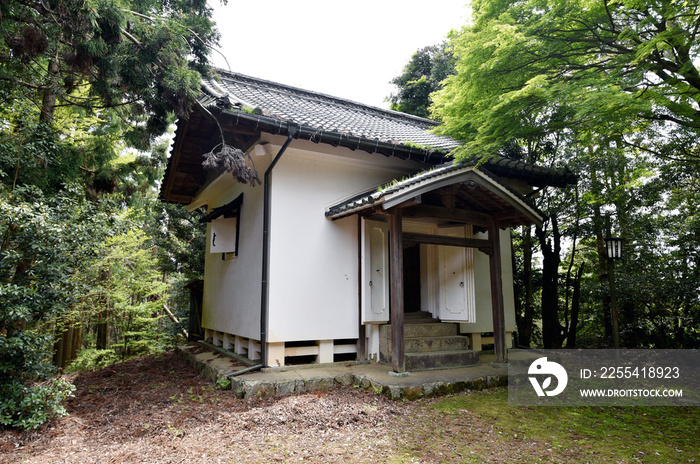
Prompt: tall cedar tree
<box><xmin>1</xmin><ymin>0</ymin><xmax>219</xmax><ymax>151</ymax></box>
<box><xmin>0</xmin><ymin>0</ymin><xmax>218</xmax><ymax>429</ymax></box>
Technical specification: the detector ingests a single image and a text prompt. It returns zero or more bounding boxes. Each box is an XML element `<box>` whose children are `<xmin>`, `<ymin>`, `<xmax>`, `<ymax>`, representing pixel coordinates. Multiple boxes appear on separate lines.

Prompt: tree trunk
<box><xmin>40</xmin><ymin>58</ymin><xmax>59</xmax><ymax>124</ymax></box>
<box><xmin>516</xmin><ymin>225</ymin><xmax>535</xmax><ymax>347</ymax></box>
<box><xmin>536</xmin><ymin>218</ymin><xmax>563</xmax><ymax>349</ymax></box>
<box><xmin>71</xmin><ymin>325</ymin><xmax>82</xmax><ymax>361</ymax></box>
<box><xmin>512</xmin><ymin>239</ymin><xmax>523</xmax><ymax>345</ymax></box>
<box><xmin>53</xmin><ymin>330</ymin><xmax>64</xmax><ymax>368</ymax></box>
<box><xmin>96</xmin><ymin>312</ymin><xmax>109</xmax><ymax>350</ymax></box>
<box><xmin>592</xmin><ymin>209</ymin><xmax>613</xmax><ymax>343</ymax></box>
<box><xmin>61</xmin><ymin>324</ymin><xmax>74</xmax><ymax>369</ymax></box>
<box><xmin>565</xmin><ymin>264</ymin><xmax>584</xmax><ymax>348</ymax></box>
<box><xmin>96</xmin><ymin>269</ymin><xmax>110</xmax><ymax>350</ymax></box>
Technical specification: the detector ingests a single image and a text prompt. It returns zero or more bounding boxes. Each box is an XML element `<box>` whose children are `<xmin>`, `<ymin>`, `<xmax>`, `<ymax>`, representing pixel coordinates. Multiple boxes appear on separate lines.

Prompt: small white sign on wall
<box><xmin>210</xmin><ymin>217</ymin><xmax>238</xmax><ymax>254</ymax></box>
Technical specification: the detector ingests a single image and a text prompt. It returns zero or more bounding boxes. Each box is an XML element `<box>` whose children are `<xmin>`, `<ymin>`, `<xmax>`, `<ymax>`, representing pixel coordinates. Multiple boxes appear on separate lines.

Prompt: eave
<box><xmin>326</xmin><ymin>164</ymin><xmax>546</xmax><ymax>229</ymax></box>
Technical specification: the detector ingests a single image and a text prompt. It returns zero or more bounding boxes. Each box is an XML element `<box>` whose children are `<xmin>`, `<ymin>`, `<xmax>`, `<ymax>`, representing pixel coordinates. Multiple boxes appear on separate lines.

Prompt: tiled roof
<box><xmin>201</xmin><ymin>70</ymin><xmax>460</xmax><ymax>152</ymax></box>
<box><xmin>160</xmin><ymin>70</ymin><xmax>577</xmax><ymax>204</ymax></box>
<box><xmin>325</xmin><ymin>161</ymin><xmax>544</xmax><ymax>223</ymax></box>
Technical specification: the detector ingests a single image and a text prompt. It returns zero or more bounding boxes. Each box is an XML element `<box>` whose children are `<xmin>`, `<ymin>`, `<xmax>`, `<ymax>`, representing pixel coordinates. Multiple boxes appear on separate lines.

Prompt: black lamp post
<box><xmin>604</xmin><ymin>228</ymin><xmax>624</xmax><ymax>351</ymax></box>
<box><xmin>604</xmin><ymin>236</ymin><xmax>624</xmax><ymax>261</ymax></box>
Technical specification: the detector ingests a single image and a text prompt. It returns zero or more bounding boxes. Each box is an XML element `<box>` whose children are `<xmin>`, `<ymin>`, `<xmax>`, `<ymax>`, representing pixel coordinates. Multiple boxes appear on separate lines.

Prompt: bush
<box><xmin>66</xmin><ymin>349</ymin><xmax>119</xmax><ymax>373</ymax></box>
<box><xmin>0</xmin><ymin>378</ymin><xmax>75</xmax><ymax>430</ymax></box>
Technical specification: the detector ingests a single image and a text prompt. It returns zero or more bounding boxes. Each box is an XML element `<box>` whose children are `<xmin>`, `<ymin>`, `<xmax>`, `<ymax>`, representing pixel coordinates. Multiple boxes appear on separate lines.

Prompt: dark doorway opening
<box><xmin>403</xmin><ymin>244</ymin><xmax>421</xmax><ymax>313</ymax></box>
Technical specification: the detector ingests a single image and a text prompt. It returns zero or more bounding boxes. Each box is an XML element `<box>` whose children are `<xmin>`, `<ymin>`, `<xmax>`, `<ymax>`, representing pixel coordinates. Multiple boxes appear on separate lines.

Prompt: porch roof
<box><xmin>325</xmin><ymin>162</ymin><xmax>545</xmax><ymax>228</ymax></box>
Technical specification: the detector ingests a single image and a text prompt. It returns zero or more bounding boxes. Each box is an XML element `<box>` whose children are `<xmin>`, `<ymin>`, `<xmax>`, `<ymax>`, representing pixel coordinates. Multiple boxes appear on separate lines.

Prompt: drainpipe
<box><xmin>260</xmin><ymin>129</ymin><xmax>295</xmax><ymax>367</ymax></box>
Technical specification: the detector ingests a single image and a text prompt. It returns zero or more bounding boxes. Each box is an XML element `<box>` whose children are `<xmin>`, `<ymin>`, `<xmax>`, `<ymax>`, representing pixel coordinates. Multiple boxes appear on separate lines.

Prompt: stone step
<box><xmin>405</xmin><ymin>350</ymin><xmax>480</xmax><ymax>371</ymax></box>
<box><xmin>378</xmin><ymin>321</ymin><xmax>479</xmax><ymax>370</ymax></box>
<box><xmin>405</xmin><ymin>335</ymin><xmax>470</xmax><ymax>353</ymax></box>
<box><xmin>404</xmin><ymin>322</ymin><xmax>459</xmax><ymax>338</ymax></box>
<box><xmin>380</xmin><ymin>322</ymin><xmax>459</xmax><ymax>339</ymax></box>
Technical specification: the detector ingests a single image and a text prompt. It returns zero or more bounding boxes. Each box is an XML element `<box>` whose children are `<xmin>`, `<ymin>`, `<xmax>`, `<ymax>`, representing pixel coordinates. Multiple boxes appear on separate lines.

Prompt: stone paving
<box><xmin>177</xmin><ymin>342</ymin><xmax>508</xmax><ymax>400</ymax></box>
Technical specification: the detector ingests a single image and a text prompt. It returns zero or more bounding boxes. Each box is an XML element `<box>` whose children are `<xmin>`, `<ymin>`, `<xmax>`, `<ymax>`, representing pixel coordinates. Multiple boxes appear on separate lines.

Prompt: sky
<box><xmin>208</xmin><ymin>1</ymin><xmax>472</xmax><ymax>109</ymax></box>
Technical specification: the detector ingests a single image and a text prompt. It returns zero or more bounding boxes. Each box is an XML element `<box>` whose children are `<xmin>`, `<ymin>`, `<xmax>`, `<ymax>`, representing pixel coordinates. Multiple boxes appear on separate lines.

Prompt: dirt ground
<box><xmin>0</xmin><ymin>350</ymin><xmax>566</xmax><ymax>463</ymax></box>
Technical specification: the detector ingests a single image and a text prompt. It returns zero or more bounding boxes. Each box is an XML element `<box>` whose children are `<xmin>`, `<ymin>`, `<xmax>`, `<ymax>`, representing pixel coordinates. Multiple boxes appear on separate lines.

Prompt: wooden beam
<box><xmin>440</xmin><ymin>185</ymin><xmax>460</xmax><ymax>212</ymax></box>
<box><xmin>403</xmin><ymin>232</ymin><xmax>493</xmax><ymax>255</ymax></box>
<box><xmin>389</xmin><ymin>208</ymin><xmax>405</xmax><ymax>372</ymax></box>
<box><xmin>488</xmin><ymin>220</ymin><xmax>507</xmax><ymax>363</ymax></box>
<box><xmin>402</xmin><ymin>205</ymin><xmax>492</xmax><ymax>227</ymax></box>
<box><xmin>391</xmin><ymin>195</ymin><xmax>421</xmax><ymax>209</ymax></box>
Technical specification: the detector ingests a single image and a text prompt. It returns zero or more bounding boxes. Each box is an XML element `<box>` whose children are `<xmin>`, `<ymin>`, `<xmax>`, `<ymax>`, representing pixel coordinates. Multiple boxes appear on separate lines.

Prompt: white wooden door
<box><xmin>437</xmin><ymin>225</ymin><xmax>476</xmax><ymax>322</ymax></box>
<box><xmin>361</xmin><ymin>218</ymin><xmax>390</xmax><ymax>323</ymax></box>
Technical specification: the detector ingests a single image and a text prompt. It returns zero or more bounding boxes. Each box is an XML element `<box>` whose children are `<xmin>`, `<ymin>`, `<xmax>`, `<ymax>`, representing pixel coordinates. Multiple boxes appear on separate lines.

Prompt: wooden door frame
<box><xmin>387</xmin><ymin>211</ymin><xmax>508</xmax><ymax>372</ymax></box>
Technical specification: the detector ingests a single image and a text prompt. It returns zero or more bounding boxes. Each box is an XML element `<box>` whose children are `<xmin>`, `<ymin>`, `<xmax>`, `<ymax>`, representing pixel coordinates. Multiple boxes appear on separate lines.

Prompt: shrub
<box><xmin>66</xmin><ymin>348</ymin><xmax>119</xmax><ymax>373</ymax></box>
<box><xmin>0</xmin><ymin>378</ymin><xmax>75</xmax><ymax>430</ymax></box>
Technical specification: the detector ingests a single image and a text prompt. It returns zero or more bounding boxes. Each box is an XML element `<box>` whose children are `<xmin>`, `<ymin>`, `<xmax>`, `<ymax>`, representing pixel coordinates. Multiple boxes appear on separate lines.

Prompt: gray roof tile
<box><xmin>202</xmin><ymin>70</ymin><xmax>460</xmax><ymax>151</ymax></box>
<box><xmin>197</xmin><ymin>70</ymin><xmax>577</xmax><ymax>189</ymax></box>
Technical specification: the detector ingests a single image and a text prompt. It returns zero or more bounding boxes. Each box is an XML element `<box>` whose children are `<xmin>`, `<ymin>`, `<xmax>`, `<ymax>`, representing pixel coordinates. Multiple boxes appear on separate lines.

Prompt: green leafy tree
<box><xmin>89</xmin><ymin>229</ymin><xmax>169</xmax><ymax>359</ymax></box>
<box><xmin>0</xmin><ymin>185</ymin><xmax>114</xmax><ymax>428</ymax></box>
<box><xmin>432</xmin><ymin>0</ymin><xmax>700</xmax><ymax>162</ymax></box>
<box><xmin>388</xmin><ymin>42</ymin><xmax>456</xmax><ymax>118</ymax></box>
<box><xmin>1</xmin><ymin>0</ymin><xmax>218</xmax><ymax>136</ymax></box>
<box><xmin>0</xmin><ymin>0</ymin><xmax>220</xmax><ymax>429</ymax></box>
<box><xmin>0</xmin><ymin>0</ymin><xmax>221</xmax><ymax>199</ymax></box>
<box><xmin>430</xmin><ymin>0</ymin><xmax>700</xmax><ymax>349</ymax></box>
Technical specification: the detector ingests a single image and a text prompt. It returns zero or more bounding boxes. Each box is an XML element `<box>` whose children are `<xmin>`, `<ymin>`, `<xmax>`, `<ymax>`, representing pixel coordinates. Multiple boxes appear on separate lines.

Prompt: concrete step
<box><xmin>378</xmin><ymin>321</ymin><xmax>479</xmax><ymax>370</ymax></box>
<box><xmin>380</xmin><ymin>322</ymin><xmax>459</xmax><ymax>339</ymax></box>
<box><xmin>405</xmin><ymin>335</ymin><xmax>470</xmax><ymax>353</ymax></box>
<box><xmin>405</xmin><ymin>350</ymin><xmax>480</xmax><ymax>371</ymax></box>
<box><xmin>404</xmin><ymin>322</ymin><xmax>459</xmax><ymax>338</ymax></box>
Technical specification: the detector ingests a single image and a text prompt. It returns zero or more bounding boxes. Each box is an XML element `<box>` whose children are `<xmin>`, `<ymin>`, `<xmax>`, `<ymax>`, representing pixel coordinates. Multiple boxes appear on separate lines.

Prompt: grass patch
<box><xmin>430</xmin><ymin>388</ymin><xmax>699</xmax><ymax>463</ymax></box>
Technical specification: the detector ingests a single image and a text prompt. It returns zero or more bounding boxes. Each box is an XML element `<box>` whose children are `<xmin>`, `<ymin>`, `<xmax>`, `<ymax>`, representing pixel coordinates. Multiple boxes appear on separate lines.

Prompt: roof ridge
<box><xmin>208</xmin><ymin>68</ymin><xmax>440</xmax><ymax>128</ymax></box>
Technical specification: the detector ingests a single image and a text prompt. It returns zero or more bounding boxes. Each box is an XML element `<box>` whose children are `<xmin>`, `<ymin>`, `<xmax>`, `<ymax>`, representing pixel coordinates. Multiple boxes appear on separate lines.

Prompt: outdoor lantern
<box><xmin>604</xmin><ymin>236</ymin><xmax>624</xmax><ymax>260</ymax></box>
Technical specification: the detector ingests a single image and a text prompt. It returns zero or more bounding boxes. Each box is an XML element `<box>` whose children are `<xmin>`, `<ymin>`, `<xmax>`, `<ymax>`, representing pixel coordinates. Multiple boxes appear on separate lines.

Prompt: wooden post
<box><xmin>389</xmin><ymin>209</ymin><xmax>405</xmax><ymax>372</ymax></box>
<box><xmin>488</xmin><ymin>221</ymin><xmax>507</xmax><ymax>363</ymax></box>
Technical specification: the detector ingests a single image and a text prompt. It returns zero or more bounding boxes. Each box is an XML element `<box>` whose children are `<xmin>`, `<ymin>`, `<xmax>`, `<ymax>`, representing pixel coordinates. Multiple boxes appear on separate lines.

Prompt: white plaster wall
<box><xmin>195</xmin><ymin>135</ymin><xmax>519</xmax><ymax>343</ymax></box>
<box><xmin>266</xmin><ymin>141</ymin><xmax>417</xmax><ymax>343</ymax></box>
<box><xmin>201</xmin><ymin>177</ymin><xmax>266</xmax><ymax>340</ymax></box>
<box><xmin>460</xmin><ymin>228</ymin><xmax>517</xmax><ymax>333</ymax></box>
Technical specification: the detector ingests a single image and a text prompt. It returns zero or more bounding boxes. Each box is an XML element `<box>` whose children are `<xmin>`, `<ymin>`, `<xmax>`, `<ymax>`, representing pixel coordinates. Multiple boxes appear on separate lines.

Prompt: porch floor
<box><xmin>177</xmin><ymin>342</ymin><xmax>508</xmax><ymax>400</ymax></box>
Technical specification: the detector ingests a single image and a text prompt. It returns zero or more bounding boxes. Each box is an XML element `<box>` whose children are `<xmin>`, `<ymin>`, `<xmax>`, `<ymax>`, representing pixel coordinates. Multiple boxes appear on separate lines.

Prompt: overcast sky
<box><xmin>209</xmin><ymin>1</ymin><xmax>472</xmax><ymax>109</ymax></box>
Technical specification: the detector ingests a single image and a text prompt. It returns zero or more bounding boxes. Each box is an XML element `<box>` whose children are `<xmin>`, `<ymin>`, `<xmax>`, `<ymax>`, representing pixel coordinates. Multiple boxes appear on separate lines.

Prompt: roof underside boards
<box><xmin>325</xmin><ymin>163</ymin><xmax>545</xmax><ymax>229</ymax></box>
<box><xmin>160</xmin><ymin>100</ymin><xmax>261</xmax><ymax>205</ymax></box>
<box><xmin>160</xmin><ymin>70</ymin><xmax>577</xmax><ymax>204</ymax></box>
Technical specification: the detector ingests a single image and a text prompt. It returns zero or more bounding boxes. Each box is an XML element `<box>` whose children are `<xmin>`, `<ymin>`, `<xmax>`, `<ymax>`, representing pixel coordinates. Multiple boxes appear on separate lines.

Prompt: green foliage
<box><xmin>0</xmin><ymin>378</ymin><xmax>75</xmax><ymax>430</ymax></box>
<box><xmin>0</xmin><ymin>0</ymin><xmax>213</xmax><ymax>431</ymax></box>
<box><xmin>79</xmin><ymin>228</ymin><xmax>170</xmax><ymax>360</ymax></box>
<box><xmin>388</xmin><ymin>42</ymin><xmax>456</xmax><ymax>119</ymax></box>
<box><xmin>215</xmin><ymin>376</ymin><xmax>231</xmax><ymax>390</ymax></box>
<box><xmin>425</xmin><ymin>0</ymin><xmax>700</xmax><ymax>349</ymax></box>
<box><xmin>0</xmin><ymin>185</ymin><xmax>110</xmax><ymax>369</ymax></box>
<box><xmin>0</xmin><ymin>185</ymin><xmax>113</xmax><ymax>429</ymax></box>
<box><xmin>66</xmin><ymin>349</ymin><xmax>118</xmax><ymax>373</ymax></box>
<box><xmin>150</xmin><ymin>202</ymin><xmax>206</xmax><ymax>278</ymax></box>
<box><xmin>432</xmin><ymin>0</ymin><xmax>700</xmax><ymax>162</ymax></box>
<box><xmin>0</xmin><ymin>101</ymin><xmax>81</xmax><ymax>192</ymax></box>
<box><xmin>0</xmin><ymin>0</ymin><xmax>218</xmax><ymax>146</ymax></box>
